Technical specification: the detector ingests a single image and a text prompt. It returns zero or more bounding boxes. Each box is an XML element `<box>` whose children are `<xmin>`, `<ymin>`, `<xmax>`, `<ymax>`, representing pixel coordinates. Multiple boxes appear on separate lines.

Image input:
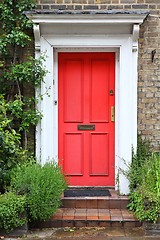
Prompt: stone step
<box><xmin>31</xmin><ymin>208</ymin><xmax>141</xmax><ymax>229</ymax></box>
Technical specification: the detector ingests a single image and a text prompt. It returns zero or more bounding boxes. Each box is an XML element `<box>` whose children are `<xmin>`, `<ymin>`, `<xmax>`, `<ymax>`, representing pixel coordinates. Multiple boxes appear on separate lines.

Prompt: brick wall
<box><xmin>138</xmin><ymin>15</ymin><xmax>160</xmax><ymax>151</ymax></box>
<box><xmin>36</xmin><ymin>0</ymin><xmax>160</xmax><ymax>151</ymax></box>
<box><xmin>36</xmin><ymin>0</ymin><xmax>160</xmax><ymax>14</ymax></box>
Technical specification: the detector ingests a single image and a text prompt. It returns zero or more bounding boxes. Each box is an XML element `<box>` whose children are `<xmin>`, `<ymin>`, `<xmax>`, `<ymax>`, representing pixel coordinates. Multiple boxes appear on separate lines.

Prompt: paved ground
<box><xmin>2</xmin><ymin>227</ymin><xmax>160</xmax><ymax>240</ymax></box>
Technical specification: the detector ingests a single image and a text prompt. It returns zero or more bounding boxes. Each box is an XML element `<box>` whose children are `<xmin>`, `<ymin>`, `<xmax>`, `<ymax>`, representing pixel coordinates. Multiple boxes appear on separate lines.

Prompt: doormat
<box><xmin>64</xmin><ymin>189</ymin><xmax>111</xmax><ymax>197</ymax></box>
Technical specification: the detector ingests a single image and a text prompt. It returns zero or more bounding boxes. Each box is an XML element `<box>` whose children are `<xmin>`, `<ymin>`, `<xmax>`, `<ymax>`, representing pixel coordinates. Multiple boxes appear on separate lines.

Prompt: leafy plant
<box><xmin>126</xmin><ymin>136</ymin><xmax>160</xmax><ymax>223</ymax></box>
<box><xmin>0</xmin><ymin>0</ymin><xmax>46</xmax><ymax>148</ymax></box>
<box><xmin>128</xmin><ymin>188</ymin><xmax>159</xmax><ymax>223</ymax></box>
<box><xmin>126</xmin><ymin>134</ymin><xmax>151</xmax><ymax>191</ymax></box>
<box><xmin>0</xmin><ymin>95</ymin><xmax>39</xmax><ymax>193</ymax></box>
<box><xmin>0</xmin><ymin>192</ymin><xmax>26</xmax><ymax>233</ymax></box>
<box><xmin>0</xmin><ymin>0</ymin><xmax>47</xmax><ymax>193</ymax></box>
<box><xmin>142</xmin><ymin>153</ymin><xmax>160</xmax><ymax>199</ymax></box>
<box><xmin>10</xmin><ymin>161</ymin><xmax>68</xmax><ymax>222</ymax></box>
<box><xmin>0</xmin><ymin>95</ymin><xmax>29</xmax><ymax>192</ymax></box>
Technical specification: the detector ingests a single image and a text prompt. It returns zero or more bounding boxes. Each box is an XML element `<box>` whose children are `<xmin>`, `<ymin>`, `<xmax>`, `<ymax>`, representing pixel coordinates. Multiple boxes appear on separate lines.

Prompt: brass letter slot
<box><xmin>78</xmin><ymin>124</ymin><xmax>95</xmax><ymax>131</ymax></box>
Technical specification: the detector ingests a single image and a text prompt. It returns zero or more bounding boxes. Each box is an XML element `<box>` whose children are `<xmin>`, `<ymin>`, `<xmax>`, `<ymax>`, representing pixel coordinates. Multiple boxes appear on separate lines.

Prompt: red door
<box><xmin>58</xmin><ymin>52</ymin><xmax>115</xmax><ymax>186</ymax></box>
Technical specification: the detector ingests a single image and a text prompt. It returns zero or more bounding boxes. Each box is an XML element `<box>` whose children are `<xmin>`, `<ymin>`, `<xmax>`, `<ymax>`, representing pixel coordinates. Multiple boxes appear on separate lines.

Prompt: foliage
<box><xmin>142</xmin><ymin>153</ymin><xmax>160</xmax><ymax>200</ymax></box>
<box><xmin>10</xmin><ymin>161</ymin><xmax>68</xmax><ymax>222</ymax></box>
<box><xmin>2</xmin><ymin>56</ymin><xmax>46</xmax><ymax>90</ymax></box>
<box><xmin>0</xmin><ymin>0</ymin><xmax>35</xmax><ymax>32</ymax></box>
<box><xmin>0</xmin><ymin>0</ymin><xmax>35</xmax><ymax>56</ymax></box>
<box><xmin>126</xmin><ymin>135</ymin><xmax>160</xmax><ymax>223</ymax></box>
<box><xmin>0</xmin><ymin>0</ymin><xmax>64</xmax><ymax>233</ymax></box>
<box><xmin>0</xmin><ymin>0</ymin><xmax>47</xmax><ymax>193</ymax></box>
<box><xmin>128</xmin><ymin>153</ymin><xmax>160</xmax><ymax>223</ymax></box>
<box><xmin>128</xmin><ymin>189</ymin><xmax>159</xmax><ymax>223</ymax></box>
<box><xmin>0</xmin><ymin>192</ymin><xmax>26</xmax><ymax>232</ymax></box>
<box><xmin>0</xmin><ymin>95</ymin><xmax>29</xmax><ymax>193</ymax></box>
<box><xmin>126</xmin><ymin>135</ymin><xmax>151</xmax><ymax>191</ymax></box>
<box><xmin>0</xmin><ymin>0</ymin><xmax>45</xmax><ymax>142</ymax></box>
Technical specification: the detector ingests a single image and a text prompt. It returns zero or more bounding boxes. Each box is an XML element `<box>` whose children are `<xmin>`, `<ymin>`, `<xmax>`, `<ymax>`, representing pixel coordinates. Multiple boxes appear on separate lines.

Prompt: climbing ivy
<box><xmin>0</xmin><ymin>0</ymin><xmax>47</xmax><ymax>193</ymax></box>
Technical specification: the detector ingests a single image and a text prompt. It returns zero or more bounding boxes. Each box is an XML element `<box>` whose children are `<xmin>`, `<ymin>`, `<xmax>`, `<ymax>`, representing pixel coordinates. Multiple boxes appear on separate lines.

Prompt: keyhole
<box><xmin>110</xmin><ymin>90</ymin><xmax>114</xmax><ymax>96</ymax></box>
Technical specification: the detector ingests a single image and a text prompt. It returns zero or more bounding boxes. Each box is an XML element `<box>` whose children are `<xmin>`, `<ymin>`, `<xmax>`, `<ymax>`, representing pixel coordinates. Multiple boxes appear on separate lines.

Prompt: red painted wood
<box><xmin>58</xmin><ymin>52</ymin><xmax>115</xmax><ymax>186</ymax></box>
<box><xmin>90</xmin><ymin>133</ymin><xmax>109</xmax><ymax>176</ymax></box>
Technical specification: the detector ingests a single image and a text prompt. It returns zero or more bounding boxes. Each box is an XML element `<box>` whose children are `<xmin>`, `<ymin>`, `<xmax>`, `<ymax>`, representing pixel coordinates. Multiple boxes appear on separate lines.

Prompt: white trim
<box><xmin>33</xmin><ymin>24</ymin><xmax>41</xmax><ymax>51</ymax></box>
<box><xmin>42</xmin><ymin>34</ymin><xmax>131</xmax><ymax>48</ymax></box>
<box><xmin>34</xmin><ymin>26</ymin><xmax>41</xmax><ymax>162</ymax></box>
<box><xmin>27</xmin><ymin>12</ymin><xmax>148</xmax><ymax>194</ymax></box>
<box><xmin>26</xmin><ymin>13</ymin><xmax>147</xmax><ymax>25</ymax></box>
<box><xmin>39</xmin><ymin>35</ymin><xmax>135</xmax><ymax>194</ymax></box>
<box><xmin>132</xmin><ymin>24</ymin><xmax>140</xmax><ymax>43</ymax></box>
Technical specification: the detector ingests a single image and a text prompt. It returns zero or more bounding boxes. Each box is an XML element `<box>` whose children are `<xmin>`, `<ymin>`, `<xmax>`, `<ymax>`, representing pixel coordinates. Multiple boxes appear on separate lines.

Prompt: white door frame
<box><xmin>26</xmin><ymin>12</ymin><xmax>148</xmax><ymax>194</ymax></box>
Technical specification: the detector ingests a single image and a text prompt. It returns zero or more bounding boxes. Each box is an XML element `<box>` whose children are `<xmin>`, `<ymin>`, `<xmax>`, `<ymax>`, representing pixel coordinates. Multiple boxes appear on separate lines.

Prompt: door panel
<box><xmin>90</xmin><ymin>133</ymin><xmax>109</xmax><ymax>176</ymax></box>
<box><xmin>63</xmin><ymin>59</ymin><xmax>83</xmax><ymax>122</ymax></box>
<box><xmin>58</xmin><ymin>52</ymin><xmax>115</xmax><ymax>186</ymax></box>
<box><xmin>90</xmin><ymin>60</ymin><xmax>109</xmax><ymax>122</ymax></box>
<box><xmin>64</xmin><ymin>133</ymin><xmax>83</xmax><ymax>176</ymax></box>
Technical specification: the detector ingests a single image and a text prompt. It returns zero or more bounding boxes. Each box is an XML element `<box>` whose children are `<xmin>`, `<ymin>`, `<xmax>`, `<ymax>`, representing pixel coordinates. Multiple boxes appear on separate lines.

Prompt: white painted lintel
<box><xmin>26</xmin><ymin>13</ymin><xmax>148</xmax><ymax>25</ymax></box>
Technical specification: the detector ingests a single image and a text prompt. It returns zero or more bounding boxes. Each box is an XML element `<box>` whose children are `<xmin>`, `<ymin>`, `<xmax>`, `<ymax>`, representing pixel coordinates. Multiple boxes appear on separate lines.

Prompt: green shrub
<box><xmin>0</xmin><ymin>0</ymin><xmax>47</xmax><ymax>192</ymax></box>
<box><xmin>128</xmin><ymin>188</ymin><xmax>160</xmax><ymax>223</ymax></box>
<box><xmin>126</xmin><ymin>134</ymin><xmax>151</xmax><ymax>191</ymax></box>
<box><xmin>0</xmin><ymin>96</ymin><xmax>29</xmax><ymax>193</ymax></box>
<box><xmin>141</xmin><ymin>153</ymin><xmax>160</xmax><ymax>200</ymax></box>
<box><xmin>128</xmin><ymin>152</ymin><xmax>160</xmax><ymax>223</ymax></box>
<box><xmin>10</xmin><ymin>161</ymin><xmax>67</xmax><ymax>222</ymax></box>
<box><xmin>124</xmin><ymin>135</ymin><xmax>160</xmax><ymax>223</ymax></box>
<box><xmin>0</xmin><ymin>192</ymin><xmax>26</xmax><ymax>232</ymax></box>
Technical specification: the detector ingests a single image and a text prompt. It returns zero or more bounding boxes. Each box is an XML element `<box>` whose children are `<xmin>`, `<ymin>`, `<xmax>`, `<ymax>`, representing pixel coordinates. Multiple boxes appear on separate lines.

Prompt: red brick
<box><xmin>62</xmin><ymin>199</ymin><xmax>76</xmax><ymax>208</ymax></box>
<box><xmin>110</xmin><ymin>199</ymin><xmax>121</xmax><ymax>209</ymax></box>
<box><xmin>87</xmin><ymin>220</ymin><xmax>99</xmax><ymax>227</ymax></box>
<box><xmin>74</xmin><ymin>220</ymin><xmax>87</xmax><ymax>227</ymax></box>
<box><xmin>76</xmin><ymin>199</ymin><xmax>87</xmax><ymax>208</ymax></box>
<box><xmin>98</xmin><ymin>221</ymin><xmax>111</xmax><ymax>227</ymax></box>
<box><xmin>99</xmin><ymin>215</ymin><xmax>111</xmax><ymax>220</ymax></box>
<box><xmin>97</xmin><ymin>199</ymin><xmax>110</xmax><ymax>209</ymax></box>
<box><xmin>86</xmin><ymin>199</ymin><xmax>98</xmax><ymax>209</ymax></box>
<box><xmin>62</xmin><ymin>220</ymin><xmax>74</xmax><ymax>227</ymax></box>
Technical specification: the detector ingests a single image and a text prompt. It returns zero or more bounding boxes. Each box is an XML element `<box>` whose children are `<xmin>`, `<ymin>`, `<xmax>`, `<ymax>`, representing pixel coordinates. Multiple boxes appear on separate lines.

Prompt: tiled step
<box><xmin>61</xmin><ymin>189</ymin><xmax>129</xmax><ymax>209</ymax></box>
<box><xmin>31</xmin><ymin>208</ymin><xmax>141</xmax><ymax>229</ymax></box>
<box><xmin>61</xmin><ymin>196</ymin><xmax>129</xmax><ymax>209</ymax></box>
<box><xmin>30</xmin><ymin>189</ymin><xmax>141</xmax><ymax>230</ymax></box>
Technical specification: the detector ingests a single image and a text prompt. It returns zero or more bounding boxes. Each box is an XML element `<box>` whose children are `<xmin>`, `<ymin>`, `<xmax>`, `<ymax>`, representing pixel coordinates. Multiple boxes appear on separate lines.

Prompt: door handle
<box><xmin>111</xmin><ymin>106</ymin><xmax>115</xmax><ymax>122</ymax></box>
